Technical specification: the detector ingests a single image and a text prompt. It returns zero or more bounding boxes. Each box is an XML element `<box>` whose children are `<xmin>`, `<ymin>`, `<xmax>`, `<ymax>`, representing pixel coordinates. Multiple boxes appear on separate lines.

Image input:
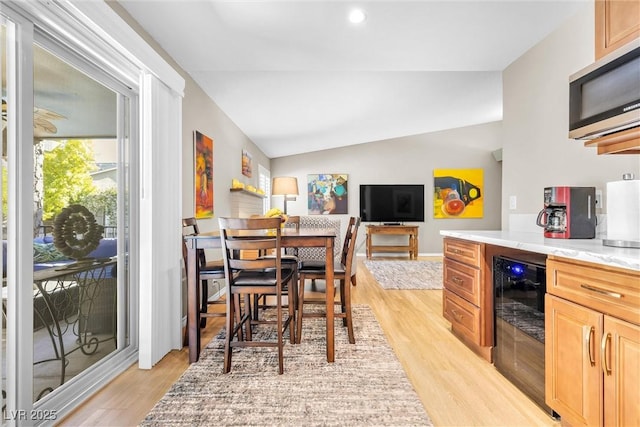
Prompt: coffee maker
<box><xmin>536</xmin><ymin>186</ymin><xmax>596</xmax><ymax>239</ymax></box>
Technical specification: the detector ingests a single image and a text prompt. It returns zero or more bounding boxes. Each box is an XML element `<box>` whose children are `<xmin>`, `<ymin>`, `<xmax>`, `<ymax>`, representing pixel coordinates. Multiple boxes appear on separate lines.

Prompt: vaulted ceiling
<box><xmin>118</xmin><ymin>0</ymin><xmax>590</xmax><ymax>158</ymax></box>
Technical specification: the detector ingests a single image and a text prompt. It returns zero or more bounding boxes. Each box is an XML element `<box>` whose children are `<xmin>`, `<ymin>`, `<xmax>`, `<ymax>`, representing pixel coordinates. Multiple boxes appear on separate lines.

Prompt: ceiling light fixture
<box><xmin>348</xmin><ymin>9</ymin><xmax>366</xmax><ymax>24</ymax></box>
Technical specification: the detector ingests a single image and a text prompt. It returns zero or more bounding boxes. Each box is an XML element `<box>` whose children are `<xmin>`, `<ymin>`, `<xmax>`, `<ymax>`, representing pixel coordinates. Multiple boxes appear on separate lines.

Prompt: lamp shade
<box><xmin>272</xmin><ymin>176</ymin><xmax>299</xmax><ymax>196</ymax></box>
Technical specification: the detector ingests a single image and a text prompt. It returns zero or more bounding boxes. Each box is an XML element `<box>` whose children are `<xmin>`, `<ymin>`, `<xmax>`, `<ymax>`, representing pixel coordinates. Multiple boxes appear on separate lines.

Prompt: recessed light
<box><xmin>348</xmin><ymin>9</ymin><xmax>366</xmax><ymax>24</ymax></box>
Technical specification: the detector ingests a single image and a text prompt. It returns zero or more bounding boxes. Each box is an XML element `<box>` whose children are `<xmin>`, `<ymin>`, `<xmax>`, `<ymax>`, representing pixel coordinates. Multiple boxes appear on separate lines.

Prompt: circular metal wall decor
<box><xmin>53</xmin><ymin>204</ymin><xmax>104</xmax><ymax>260</ymax></box>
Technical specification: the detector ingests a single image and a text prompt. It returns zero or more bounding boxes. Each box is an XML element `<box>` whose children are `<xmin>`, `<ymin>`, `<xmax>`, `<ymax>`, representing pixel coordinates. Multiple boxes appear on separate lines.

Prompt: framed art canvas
<box><xmin>433</xmin><ymin>168</ymin><xmax>483</xmax><ymax>219</ymax></box>
<box><xmin>307</xmin><ymin>174</ymin><xmax>348</xmax><ymax>215</ymax></box>
<box><xmin>194</xmin><ymin>131</ymin><xmax>214</xmax><ymax>218</ymax></box>
<box><xmin>242</xmin><ymin>149</ymin><xmax>252</xmax><ymax>177</ymax></box>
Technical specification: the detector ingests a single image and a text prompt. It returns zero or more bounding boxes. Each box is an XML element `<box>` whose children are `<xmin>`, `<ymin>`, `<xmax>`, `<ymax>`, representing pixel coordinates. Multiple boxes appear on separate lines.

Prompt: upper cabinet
<box><xmin>586</xmin><ymin>0</ymin><xmax>640</xmax><ymax>154</ymax></box>
<box><xmin>595</xmin><ymin>0</ymin><xmax>640</xmax><ymax>59</ymax></box>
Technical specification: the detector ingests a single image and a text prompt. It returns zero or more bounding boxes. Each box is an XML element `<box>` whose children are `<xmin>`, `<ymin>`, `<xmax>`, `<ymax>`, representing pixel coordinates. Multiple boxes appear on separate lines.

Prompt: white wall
<box><xmin>108</xmin><ymin>2</ymin><xmax>271</xmax><ymax>236</ymax></box>
<box><xmin>179</xmin><ymin>76</ymin><xmax>270</xmax><ymax>234</ymax></box>
<box><xmin>271</xmin><ymin>121</ymin><xmax>504</xmax><ymax>254</ymax></box>
<box><xmin>502</xmin><ymin>4</ymin><xmax>640</xmax><ymax>233</ymax></box>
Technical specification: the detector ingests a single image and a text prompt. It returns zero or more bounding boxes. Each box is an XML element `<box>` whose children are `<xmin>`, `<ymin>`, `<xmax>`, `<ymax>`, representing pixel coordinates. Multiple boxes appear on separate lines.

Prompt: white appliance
<box><xmin>603</xmin><ymin>173</ymin><xmax>640</xmax><ymax>248</ymax></box>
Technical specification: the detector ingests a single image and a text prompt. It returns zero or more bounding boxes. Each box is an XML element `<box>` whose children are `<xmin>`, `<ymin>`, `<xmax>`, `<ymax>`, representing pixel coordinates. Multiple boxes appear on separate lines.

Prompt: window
<box><xmin>258</xmin><ymin>164</ymin><xmax>270</xmax><ymax>214</ymax></box>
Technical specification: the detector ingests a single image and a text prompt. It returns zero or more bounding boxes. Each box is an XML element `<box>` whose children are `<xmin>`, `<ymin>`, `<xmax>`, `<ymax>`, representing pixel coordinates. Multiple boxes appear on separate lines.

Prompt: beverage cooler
<box><xmin>493</xmin><ymin>254</ymin><xmax>557</xmax><ymax>417</ymax></box>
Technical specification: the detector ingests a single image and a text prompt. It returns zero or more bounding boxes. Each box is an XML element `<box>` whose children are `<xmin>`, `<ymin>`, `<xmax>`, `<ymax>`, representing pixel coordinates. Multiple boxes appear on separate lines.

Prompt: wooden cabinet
<box><xmin>587</xmin><ymin>0</ymin><xmax>640</xmax><ymax>154</ymax></box>
<box><xmin>583</xmin><ymin>127</ymin><xmax>640</xmax><ymax>155</ymax></box>
<box><xmin>442</xmin><ymin>237</ymin><xmax>491</xmax><ymax>361</ymax></box>
<box><xmin>595</xmin><ymin>0</ymin><xmax>640</xmax><ymax>59</ymax></box>
<box><xmin>545</xmin><ymin>256</ymin><xmax>640</xmax><ymax>426</ymax></box>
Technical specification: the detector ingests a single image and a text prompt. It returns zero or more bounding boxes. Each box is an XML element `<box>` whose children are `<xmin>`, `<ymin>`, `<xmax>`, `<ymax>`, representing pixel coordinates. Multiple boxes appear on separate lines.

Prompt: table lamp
<box><xmin>272</xmin><ymin>176</ymin><xmax>299</xmax><ymax>214</ymax></box>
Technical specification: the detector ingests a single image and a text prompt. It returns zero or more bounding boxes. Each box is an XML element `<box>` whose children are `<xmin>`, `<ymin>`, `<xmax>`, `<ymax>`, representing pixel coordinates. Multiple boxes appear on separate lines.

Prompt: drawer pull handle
<box><xmin>451</xmin><ymin>249</ymin><xmax>462</xmax><ymax>254</ymax></box>
<box><xmin>580</xmin><ymin>284</ymin><xmax>622</xmax><ymax>299</ymax></box>
<box><xmin>584</xmin><ymin>325</ymin><xmax>595</xmax><ymax>367</ymax></box>
<box><xmin>451</xmin><ymin>309</ymin><xmax>464</xmax><ymax>321</ymax></box>
<box><xmin>451</xmin><ymin>276</ymin><xmax>464</xmax><ymax>285</ymax></box>
<box><xmin>600</xmin><ymin>332</ymin><xmax>612</xmax><ymax>376</ymax></box>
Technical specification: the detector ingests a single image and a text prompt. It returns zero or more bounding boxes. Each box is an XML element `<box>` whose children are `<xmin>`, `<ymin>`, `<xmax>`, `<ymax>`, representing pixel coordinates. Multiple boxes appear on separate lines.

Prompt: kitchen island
<box><xmin>440</xmin><ymin>229</ymin><xmax>640</xmax><ymax>271</ymax></box>
<box><xmin>439</xmin><ymin>229</ymin><xmax>639</xmax><ymax>426</ymax></box>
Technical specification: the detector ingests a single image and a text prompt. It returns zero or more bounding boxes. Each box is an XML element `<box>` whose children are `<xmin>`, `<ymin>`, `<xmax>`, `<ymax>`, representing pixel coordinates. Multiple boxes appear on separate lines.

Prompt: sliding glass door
<box><xmin>1</xmin><ymin>6</ymin><xmax>136</xmax><ymax>422</ymax></box>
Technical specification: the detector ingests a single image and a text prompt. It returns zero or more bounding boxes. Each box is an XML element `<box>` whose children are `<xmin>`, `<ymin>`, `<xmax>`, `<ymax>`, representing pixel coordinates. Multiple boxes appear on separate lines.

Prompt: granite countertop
<box><xmin>440</xmin><ymin>230</ymin><xmax>640</xmax><ymax>271</ymax></box>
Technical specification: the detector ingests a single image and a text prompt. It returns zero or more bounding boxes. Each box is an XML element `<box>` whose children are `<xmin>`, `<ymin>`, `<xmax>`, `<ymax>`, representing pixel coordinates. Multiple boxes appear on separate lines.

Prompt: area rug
<box><xmin>363</xmin><ymin>260</ymin><xmax>443</xmax><ymax>290</ymax></box>
<box><xmin>141</xmin><ymin>305</ymin><xmax>432</xmax><ymax>426</ymax></box>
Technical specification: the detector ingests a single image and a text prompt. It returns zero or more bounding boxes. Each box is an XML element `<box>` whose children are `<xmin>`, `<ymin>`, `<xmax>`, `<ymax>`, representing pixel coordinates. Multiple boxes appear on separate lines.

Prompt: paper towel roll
<box><xmin>607</xmin><ymin>179</ymin><xmax>640</xmax><ymax>242</ymax></box>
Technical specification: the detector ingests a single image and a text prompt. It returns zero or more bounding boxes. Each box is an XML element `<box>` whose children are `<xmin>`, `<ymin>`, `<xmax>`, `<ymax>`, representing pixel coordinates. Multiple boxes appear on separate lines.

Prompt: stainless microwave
<box><xmin>569</xmin><ymin>39</ymin><xmax>640</xmax><ymax>140</ymax></box>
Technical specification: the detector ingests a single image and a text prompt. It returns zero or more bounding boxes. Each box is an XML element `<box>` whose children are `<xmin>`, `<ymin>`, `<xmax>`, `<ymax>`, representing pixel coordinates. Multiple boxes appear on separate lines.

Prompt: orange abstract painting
<box><xmin>195</xmin><ymin>131</ymin><xmax>214</xmax><ymax>218</ymax></box>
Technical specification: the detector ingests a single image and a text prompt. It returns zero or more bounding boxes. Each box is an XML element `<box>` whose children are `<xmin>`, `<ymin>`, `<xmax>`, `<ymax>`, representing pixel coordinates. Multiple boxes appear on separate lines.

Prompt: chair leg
<box><xmin>252</xmin><ymin>294</ymin><xmax>259</xmax><ymax>321</ymax></box>
<box><xmin>244</xmin><ymin>294</ymin><xmax>253</xmax><ymax>341</ymax></box>
<box><xmin>287</xmin><ymin>276</ymin><xmax>296</xmax><ymax>345</ymax></box>
<box><xmin>223</xmin><ymin>293</ymin><xmax>235</xmax><ymax>373</ymax></box>
<box><xmin>276</xmin><ymin>292</ymin><xmax>284</xmax><ymax>375</ymax></box>
<box><xmin>296</xmin><ymin>275</ymin><xmax>306</xmax><ymax>344</ymax></box>
<box><xmin>343</xmin><ymin>279</ymin><xmax>355</xmax><ymax>344</ymax></box>
<box><xmin>339</xmin><ymin>279</ymin><xmax>347</xmax><ymax>326</ymax></box>
<box><xmin>200</xmin><ymin>279</ymin><xmax>208</xmax><ymax>328</ymax></box>
<box><xmin>234</xmin><ymin>294</ymin><xmax>244</xmax><ymax>342</ymax></box>
<box><xmin>290</xmin><ymin>268</ymin><xmax>299</xmax><ymax>311</ymax></box>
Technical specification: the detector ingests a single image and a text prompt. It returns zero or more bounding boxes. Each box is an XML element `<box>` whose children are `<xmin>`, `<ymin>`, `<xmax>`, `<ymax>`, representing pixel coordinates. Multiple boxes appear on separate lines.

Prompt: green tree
<box><xmin>78</xmin><ymin>187</ymin><xmax>117</xmax><ymax>227</ymax></box>
<box><xmin>43</xmin><ymin>140</ymin><xmax>97</xmax><ymax>220</ymax></box>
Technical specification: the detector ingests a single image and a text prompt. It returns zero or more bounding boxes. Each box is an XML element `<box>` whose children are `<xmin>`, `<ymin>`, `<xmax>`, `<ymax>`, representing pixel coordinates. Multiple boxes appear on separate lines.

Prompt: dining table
<box><xmin>183</xmin><ymin>227</ymin><xmax>337</xmax><ymax>364</ymax></box>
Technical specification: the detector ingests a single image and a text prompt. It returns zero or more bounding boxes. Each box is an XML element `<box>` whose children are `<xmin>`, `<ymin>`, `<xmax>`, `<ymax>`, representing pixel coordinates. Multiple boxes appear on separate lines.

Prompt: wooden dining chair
<box><xmin>296</xmin><ymin>216</ymin><xmax>361</xmax><ymax>344</ymax></box>
<box><xmin>218</xmin><ymin>216</ymin><xmax>296</xmax><ymax>374</ymax></box>
<box><xmin>182</xmin><ymin>217</ymin><xmax>225</xmax><ymax>338</ymax></box>
<box><xmin>254</xmin><ymin>215</ymin><xmax>300</xmax><ymax>317</ymax></box>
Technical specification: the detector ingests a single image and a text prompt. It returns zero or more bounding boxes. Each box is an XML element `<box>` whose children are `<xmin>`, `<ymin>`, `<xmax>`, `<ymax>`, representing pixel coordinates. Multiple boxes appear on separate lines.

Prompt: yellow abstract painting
<box><xmin>433</xmin><ymin>169</ymin><xmax>483</xmax><ymax>219</ymax></box>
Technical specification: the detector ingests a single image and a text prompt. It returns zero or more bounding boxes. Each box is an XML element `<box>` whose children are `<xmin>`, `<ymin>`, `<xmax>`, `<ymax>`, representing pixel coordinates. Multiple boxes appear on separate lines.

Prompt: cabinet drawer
<box><xmin>443</xmin><ymin>258</ymin><xmax>481</xmax><ymax>306</ymax></box>
<box><xmin>547</xmin><ymin>257</ymin><xmax>640</xmax><ymax>326</ymax></box>
<box><xmin>443</xmin><ymin>238</ymin><xmax>482</xmax><ymax>268</ymax></box>
<box><xmin>443</xmin><ymin>289</ymin><xmax>481</xmax><ymax>345</ymax></box>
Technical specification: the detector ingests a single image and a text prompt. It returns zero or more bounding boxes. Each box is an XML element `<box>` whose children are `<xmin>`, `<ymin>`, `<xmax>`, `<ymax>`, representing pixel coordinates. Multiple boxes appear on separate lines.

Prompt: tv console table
<box><xmin>365</xmin><ymin>225</ymin><xmax>419</xmax><ymax>260</ymax></box>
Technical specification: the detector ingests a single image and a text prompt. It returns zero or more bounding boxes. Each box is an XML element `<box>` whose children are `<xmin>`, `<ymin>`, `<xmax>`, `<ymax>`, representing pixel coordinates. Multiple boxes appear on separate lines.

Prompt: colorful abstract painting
<box><xmin>433</xmin><ymin>169</ymin><xmax>483</xmax><ymax>219</ymax></box>
<box><xmin>307</xmin><ymin>174</ymin><xmax>348</xmax><ymax>215</ymax></box>
<box><xmin>242</xmin><ymin>149</ymin><xmax>252</xmax><ymax>177</ymax></box>
<box><xmin>194</xmin><ymin>131</ymin><xmax>214</xmax><ymax>218</ymax></box>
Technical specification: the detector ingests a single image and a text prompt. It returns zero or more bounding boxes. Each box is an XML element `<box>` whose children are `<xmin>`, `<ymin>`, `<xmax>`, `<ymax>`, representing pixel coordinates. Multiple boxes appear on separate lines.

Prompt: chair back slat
<box><xmin>222</xmin><ymin>216</ymin><xmax>282</xmax><ymax>231</ymax></box>
<box><xmin>228</xmin><ymin>257</ymin><xmax>278</xmax><ymax>271</ymax></box>
<box><xmin>224</xmin><ymin>237</ymin><xmax>277</xmax><ymax>251</ymax></box>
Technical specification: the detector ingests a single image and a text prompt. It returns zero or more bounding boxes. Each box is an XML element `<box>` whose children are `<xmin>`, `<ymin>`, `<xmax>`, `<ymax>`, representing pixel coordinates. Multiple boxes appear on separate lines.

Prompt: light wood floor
<box><xmin>59</xmin><ymin>256</ymin><xmax>560</xmax><ymax>426</ymax></box>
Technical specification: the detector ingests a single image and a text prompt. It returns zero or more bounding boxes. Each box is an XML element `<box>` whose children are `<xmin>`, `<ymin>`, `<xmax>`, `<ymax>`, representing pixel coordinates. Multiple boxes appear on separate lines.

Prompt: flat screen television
<box><xmin>359</xmin><ymin>184</ymin><xmax>425</xmax><ymax>223</ymax></box>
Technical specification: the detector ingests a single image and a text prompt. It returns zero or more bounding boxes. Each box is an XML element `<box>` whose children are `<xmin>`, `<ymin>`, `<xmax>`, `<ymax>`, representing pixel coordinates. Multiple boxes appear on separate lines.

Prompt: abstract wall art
<box><xmin>194</xmin><ymin>131</ymin><xmax>214</xmax><ymax>218</ymax></box>
<box><xmin>433</xmin><ymin>168</ymin><xmax>483</xmax><ymax>219</ymax></box>
<box><xmin>241</xmin><ymin>149</ymin><xmax>252</xmax><ymax>177</ymax></box>
<box><xmin>307</xmin><ymin>174</ymin><xmax>348</xmax><ymax>215</ymax></box>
